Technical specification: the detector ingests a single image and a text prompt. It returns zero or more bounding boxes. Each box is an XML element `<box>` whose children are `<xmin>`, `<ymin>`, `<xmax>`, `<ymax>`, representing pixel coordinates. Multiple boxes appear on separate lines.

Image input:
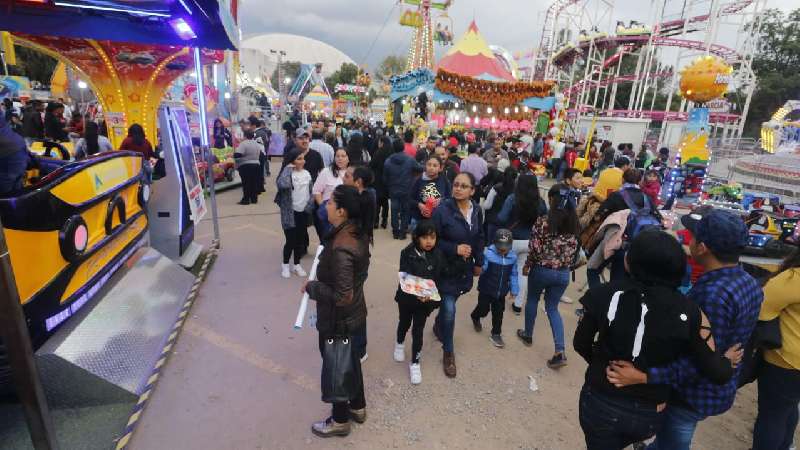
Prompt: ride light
<box><xmin>224</xmin><ymin>92</ymin><xmax>231</xmax><ymax>99</ymax></box>
<box><xmin>169</xmin><ymin>18</ymin><xmax>197</xmax><ymax>41</ymax></box>
<box><xmin>59</xmin><ymin>215</ymin><xmax>89</xmax><ymax>262</ymax></box>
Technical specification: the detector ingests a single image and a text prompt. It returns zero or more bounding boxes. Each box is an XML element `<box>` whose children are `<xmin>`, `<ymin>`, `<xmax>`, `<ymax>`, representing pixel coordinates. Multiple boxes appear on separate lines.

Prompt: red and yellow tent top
<box><xmin>437</xmin><ymin>21</ymin><xmax>514</xmax><ymax>82</ymax></box>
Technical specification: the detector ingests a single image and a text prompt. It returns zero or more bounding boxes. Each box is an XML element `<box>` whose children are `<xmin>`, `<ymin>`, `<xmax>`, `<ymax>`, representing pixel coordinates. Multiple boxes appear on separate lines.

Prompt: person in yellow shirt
<box><xmin>753</xmin><ymin>248</ymin><xmax>800</xmax><ymax>450</ymax></box>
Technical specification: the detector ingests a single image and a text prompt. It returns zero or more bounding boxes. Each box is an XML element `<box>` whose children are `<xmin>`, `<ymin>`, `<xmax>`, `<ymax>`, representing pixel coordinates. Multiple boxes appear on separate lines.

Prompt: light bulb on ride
<box><xmin>77</xmin><ymin>80</ymin><xmax>88</xmax><ymax>90</ymax></box>
<box><xmin>454</xmin><ymin>102</ymin><xmax>459</xmax><ymax>109</ymax></box>
<box><xmin>487</xmin><ymin>107</ymin><xmax>493</xmax><ymax>114</ymax></box>
<box><xmin>472</xmin><ymin>105</ymin><xmax>477</xmax><ymax>112</ymax></box>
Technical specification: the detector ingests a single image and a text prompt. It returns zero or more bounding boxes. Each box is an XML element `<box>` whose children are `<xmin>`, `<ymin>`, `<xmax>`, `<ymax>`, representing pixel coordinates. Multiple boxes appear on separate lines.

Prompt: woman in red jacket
<box><xmin>119</xmin><ymin>123</ymin><xmax>154</xmax><ymax>160</ymax></box>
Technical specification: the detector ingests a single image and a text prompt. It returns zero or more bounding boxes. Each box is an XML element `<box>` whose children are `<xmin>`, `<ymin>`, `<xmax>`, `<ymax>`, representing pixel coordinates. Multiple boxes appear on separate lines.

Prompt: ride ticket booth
<box><xmin>0</xmin><ymin>1</ymin><xmax>237</xmax><ymax>448</ymax></box>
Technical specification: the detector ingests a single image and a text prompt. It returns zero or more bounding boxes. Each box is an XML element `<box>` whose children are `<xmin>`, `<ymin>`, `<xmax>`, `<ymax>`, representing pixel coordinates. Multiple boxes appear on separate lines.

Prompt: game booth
<box><xmin>0</xmin><ymin>0</ymin><xmax>237</xmax><ymax>448</ymax></box>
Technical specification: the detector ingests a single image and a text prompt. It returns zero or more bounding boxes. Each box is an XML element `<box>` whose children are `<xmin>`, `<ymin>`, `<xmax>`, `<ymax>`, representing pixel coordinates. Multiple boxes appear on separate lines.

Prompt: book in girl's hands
<box><xmin>398</xmin><ymin>272</ymin><xmax>441</xmax><ymax>301</ymax></box>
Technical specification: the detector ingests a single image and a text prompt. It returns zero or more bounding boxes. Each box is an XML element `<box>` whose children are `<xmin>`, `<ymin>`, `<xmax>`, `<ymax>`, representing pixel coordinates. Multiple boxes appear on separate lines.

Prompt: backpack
<box><xmin>621</xmin><ymin>189</ymin><xmax>661</xmax><ymax>242</ymax></box>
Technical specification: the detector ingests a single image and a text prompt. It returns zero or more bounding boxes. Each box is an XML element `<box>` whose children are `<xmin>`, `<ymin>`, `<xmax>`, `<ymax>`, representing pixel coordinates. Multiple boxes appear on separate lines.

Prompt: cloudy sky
<box><xmin>239</xmin><ymin>0</ymin><xmax>800</xmax><ymax>71</ymax></box>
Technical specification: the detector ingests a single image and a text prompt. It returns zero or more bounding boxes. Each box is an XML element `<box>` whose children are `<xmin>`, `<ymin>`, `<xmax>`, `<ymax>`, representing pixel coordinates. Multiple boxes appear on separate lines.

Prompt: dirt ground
<box><xmin>129</xmin><ymin>163</ymin><xmax>781</xmax><ymax>450</ymax></box>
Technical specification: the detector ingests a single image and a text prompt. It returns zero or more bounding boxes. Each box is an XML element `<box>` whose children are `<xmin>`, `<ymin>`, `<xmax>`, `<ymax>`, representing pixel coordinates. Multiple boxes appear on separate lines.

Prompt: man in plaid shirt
<box><xmin>607</xmin><ymin>209</ymin><xmax>762</xmax><ymax>449</ymax></box>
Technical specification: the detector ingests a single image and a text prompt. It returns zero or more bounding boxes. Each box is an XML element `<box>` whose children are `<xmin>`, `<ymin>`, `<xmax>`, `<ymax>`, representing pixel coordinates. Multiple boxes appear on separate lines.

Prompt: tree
<box><xmin>324</xmin><ymin>62</ymin><xmax>359</xmax><ymax>92</ymax></box>
<box><xmin>6</xmin><ymin>45</ymin><xmax>58</xmax><ymax>85</ymax></box>
<box><xmin>270</xmin><ymin>61</ymin><xmax>302</xmax><ymax>91</ymax></box>
<box><xmin>375</xmin><ymin>55</ymin><xmax>406</xmax><ymax>83</ymax></box>
<box><xmin>740</xmin><ymin>8</ymin><xmax>800</xmax><ymax>137</ymax></box>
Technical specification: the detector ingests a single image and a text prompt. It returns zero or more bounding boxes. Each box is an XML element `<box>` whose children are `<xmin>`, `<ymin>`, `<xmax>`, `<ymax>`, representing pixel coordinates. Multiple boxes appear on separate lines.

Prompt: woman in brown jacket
<box><xmin>303</xmin><ymin>184</ymin><xmax>372</xmax><ymax>437</ymax></box>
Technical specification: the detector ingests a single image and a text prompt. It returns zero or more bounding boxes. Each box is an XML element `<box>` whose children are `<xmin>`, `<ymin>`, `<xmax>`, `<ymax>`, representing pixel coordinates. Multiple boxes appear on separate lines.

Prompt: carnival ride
<box><xmin>761</xmin><ymin>100</ymin><xmax>800</xmax><ymax>154</ymax></box>
<box><xmin>525</xmin><ymin>0</ymin><xmax>764</xmax><ymax>147</ymax></box>
<box><xmin>399</xmin><ymin>0</ymin><xmax>455</xmax><ymax>71</ymax></box>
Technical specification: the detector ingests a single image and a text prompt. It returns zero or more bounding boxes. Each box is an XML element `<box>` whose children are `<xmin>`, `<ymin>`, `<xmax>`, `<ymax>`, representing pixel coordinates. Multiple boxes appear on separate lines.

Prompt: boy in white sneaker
<box><xmin>393</xmin><ymin>221</ymin><xmax>444</xmax><ymax>385</ymax></box>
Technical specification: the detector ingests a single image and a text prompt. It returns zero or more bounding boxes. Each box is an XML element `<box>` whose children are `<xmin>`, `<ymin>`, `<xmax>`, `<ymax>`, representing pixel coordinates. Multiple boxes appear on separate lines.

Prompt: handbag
<box><xmin>320</xmin><ymin>335</ymin><xmax>361</xmax><ymax>403</ymax></box>
<box><xmin>738</xmin><ymin>317</ymin><xmax>783</xmax><ymax>387</ymax></box>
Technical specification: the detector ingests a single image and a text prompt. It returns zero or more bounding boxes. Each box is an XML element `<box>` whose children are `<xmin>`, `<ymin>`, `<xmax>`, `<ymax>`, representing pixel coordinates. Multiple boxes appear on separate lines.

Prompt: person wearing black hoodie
<box><xmin>0</xmin><ymin>117</ymin><xmax>31</xmax><ymax>195</ymax></box>
<box><xmin>370</xmin><ymin>135</ymin><xmax>393</xmax><ymax>229</ymax></box>
<box><xmin>409</xmin><ymin>155</ymin><xmax>451</xmax><ymax>228</ymax></box>
<box><xmin>383</xmin><ymin>138</ymin><xmax>420</xmax><ymax>239</ymax></box>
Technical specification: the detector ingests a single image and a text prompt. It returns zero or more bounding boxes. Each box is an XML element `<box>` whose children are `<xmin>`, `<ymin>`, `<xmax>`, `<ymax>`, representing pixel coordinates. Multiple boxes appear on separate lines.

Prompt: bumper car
<box><xmin>0</xmin><ymin>151</ymin><xmax>149</xmax><ymax>351</ymax></box>
<box><xmin>197</xmin><ymin>158</ymin><xmax>235</xmax><ymax>186</ymax></box>
<box><xmin>744</xmin><ymin>210</ymin><xmax>798</xmax><ymax>258</ymax></box>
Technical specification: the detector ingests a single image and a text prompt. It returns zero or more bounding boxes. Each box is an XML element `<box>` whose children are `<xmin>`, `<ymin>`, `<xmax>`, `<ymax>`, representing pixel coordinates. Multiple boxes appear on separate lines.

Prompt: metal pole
<box><xmin>1</xmin><ymin>50</ymin><xmax>8</xmax><ymax>76</ymax></box>
<box><xmin>0</xmin><ymin>221</ymin><xmax>58</xmax><ymax>450</ymax></box>
<box><xmin>193</xmin><ymin>47</ymin><xmax>220</xmax><ymax>244</ymax></box>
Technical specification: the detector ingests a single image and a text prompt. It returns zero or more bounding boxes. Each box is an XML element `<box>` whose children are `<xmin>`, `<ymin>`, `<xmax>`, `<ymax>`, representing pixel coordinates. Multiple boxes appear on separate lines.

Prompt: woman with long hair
<box><xmin>482</xmin><ymin>166</ymin><xmax>518</xmax><ymax>245</ymax></box>
<box><xmin>303</xmin><ymin>184</ymin><xmax>372</xmax><ymax>437</ymax></box>
<box><xmin>313</xmin><ymin>148</ymin><xmax>350</xmax><ymax>235</ymax></box>
<box><xmin>276</xmin><ymin>148</ymin><xmax>313</xmax><ymax>278</ymax></box>
<box><xmin>346</xmin><ymin>133</ymin><xmax>365</xmax><ymax>165</ymax></box>
<box><xmin>752</xmin><ymin>247</ymin><xmax>800</xmax><ymax>449</ymax></box>
<box><xmin>431</xmin><ymin>172</ymin><xmax>485</xmax><ymax>378</ymax></box>
<box><xmin>212</xmin><ymin>118</ymin><xmax>232</xmax><ymax>149</ymax></box>
<box><xmin>518</xmin><ymin>185</ymin><xmax>579</xmax><ymax>369</ymax></box>
<box><xmin>119</xmin><ymin>123</ymin><xmax>155</xmax><ymax>160</ymax></box>
<box><xmin>74</xmin><ymin>121</ymin><xmax>113</xmax><ymax>159</ymax></box>
<box><xmin>497</xmin><ymin>174</ymin><xmax>548</xmax><ymax>314</ymax></box>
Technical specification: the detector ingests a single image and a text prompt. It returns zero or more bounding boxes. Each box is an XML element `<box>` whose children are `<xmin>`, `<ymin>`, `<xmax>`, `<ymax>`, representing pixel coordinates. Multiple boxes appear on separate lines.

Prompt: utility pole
<box><xmin>270</xmin><ymin>49</ymin><xmax>286</xmax><ymax>123</ymax></box>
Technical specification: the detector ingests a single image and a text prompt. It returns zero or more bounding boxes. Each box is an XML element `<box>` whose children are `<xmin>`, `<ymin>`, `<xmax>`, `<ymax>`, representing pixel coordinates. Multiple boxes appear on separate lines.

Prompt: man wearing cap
<box><xmin>607</xmin><ymin>208</ymin><xmax>763</xmax><ymax>450</ymax></box>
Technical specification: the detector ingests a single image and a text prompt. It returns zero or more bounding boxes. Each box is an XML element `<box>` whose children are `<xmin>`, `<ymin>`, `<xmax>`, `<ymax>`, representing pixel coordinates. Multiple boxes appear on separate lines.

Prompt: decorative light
<box><xmin>523</xmin><ymin>106</ymin><xmax>529</xmax><ymax>112</ymax></box>
<box><xmin>487</xmin><ymin>107</ymin><xmax>493</xmax><ymax>114</ymax></box>
<box><xmin>514</xmin><ymin>106</ymin><xmax>519</xmax><ymax>113</ymax></box>
<box><xmin>224</xmin><ymin>92</ymin><xmax>231</xmax><ymax>99</ymax></box>
<box><xmin>472</xmin><ymin>105</ymin><xmax>477</xmax><ymax>112</ymax></box>
<box><xmin>491</xmin><ymin>116</ymin><xmax>496</xmax><ymax>123</ymax></box>
<box><xmin>504</xmin><ymin>107</ymin><xmax>509</xmax><ymax>114</ymax></box>
<box><xmin>465</xmin><ymin>117</ymin><xmax>471</xmax><ymax>124</ymax></box>
<box><xmin>77</xmin><ymin>80</ymin><xmax>88</xmax><ymax>89</ymax></box>
<box><xmin>454</xmin><ymin>102</ymin><xmax>459</xmax><ymax>109</ymax></box>
<box><xmin>169</xmin><ymin>18</ymin><xmax>197</xmax><ymax>40</ymax></box>
<box><xmin>284</xmin><ymin>76</ymin><xmax>292</xmax><ymax>84</ymax></box>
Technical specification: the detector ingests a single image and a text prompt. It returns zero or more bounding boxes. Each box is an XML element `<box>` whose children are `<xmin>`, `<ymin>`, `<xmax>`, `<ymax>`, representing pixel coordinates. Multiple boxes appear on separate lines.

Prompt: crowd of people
<box><xmin>273</xmin><ymin>118</ymin><xmax>798</xmax><ymax>450</ymax></box>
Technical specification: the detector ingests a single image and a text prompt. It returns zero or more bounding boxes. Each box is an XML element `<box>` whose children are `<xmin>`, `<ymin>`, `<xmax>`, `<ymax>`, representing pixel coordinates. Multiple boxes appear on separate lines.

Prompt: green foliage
<box><xmin>6</xmin><ymin>45</ymin><xmax>58</xmax><ymax>85</ymax></box>
<box><xmin>324</xmin><ymin>62</ymin><xmax>359</xmax><ymax>91</ymax></box>
<box><xmin>375</xmin><ymin>55</ymin><xmax>406</xmax><ymax>83</ymax></box>
<box><xmin>270</xmin><ymin>61</ymin><xmax>302</xmax><ymax>91</ymax></box>
<box><xmin>742</xmin><ymin>8</ymin><xmax>800</xmax><ymax>137</ymax></box>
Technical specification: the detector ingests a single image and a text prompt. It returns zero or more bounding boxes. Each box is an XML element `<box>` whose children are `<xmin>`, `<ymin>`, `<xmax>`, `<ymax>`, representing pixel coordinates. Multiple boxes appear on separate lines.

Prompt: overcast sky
<box><xmin>239</xmin><ymin>0</ymin><xmax>800</xmax><ymax>71</ymax></box>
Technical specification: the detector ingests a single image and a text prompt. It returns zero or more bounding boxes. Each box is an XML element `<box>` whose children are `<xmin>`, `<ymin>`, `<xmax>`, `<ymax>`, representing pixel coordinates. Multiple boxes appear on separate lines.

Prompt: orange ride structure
<box><xmin>10</xmin><ymin>34</ymin><xmax>224</xmax><ymax>148</ymax></box>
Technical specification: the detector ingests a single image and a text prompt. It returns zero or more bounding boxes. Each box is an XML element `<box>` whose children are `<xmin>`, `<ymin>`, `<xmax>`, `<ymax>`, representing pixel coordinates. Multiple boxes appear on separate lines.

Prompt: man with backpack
<box><xmin>606</xmin><ymin>208</ymin><xmax>762</xmax><ymax>450</ymax></box>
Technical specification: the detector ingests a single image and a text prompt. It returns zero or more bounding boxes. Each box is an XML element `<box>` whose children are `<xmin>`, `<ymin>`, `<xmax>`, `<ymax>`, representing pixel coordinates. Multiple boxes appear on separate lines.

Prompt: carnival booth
<box><xmin>0</xmin><ymin>0</ymin><xmax>237</xmax><ymax>448</ymax></box>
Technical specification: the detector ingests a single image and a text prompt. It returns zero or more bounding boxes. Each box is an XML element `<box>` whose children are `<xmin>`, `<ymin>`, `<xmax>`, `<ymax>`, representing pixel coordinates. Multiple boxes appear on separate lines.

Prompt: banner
<box><xmin>334</xmin><ymin>83</ymin><xmax>366</xmax><ymax>94</ymax></box>
<box><xmin>390</xmin><ymin>68</ymin><xmax>435</xmax><ymax>101</ymax></box>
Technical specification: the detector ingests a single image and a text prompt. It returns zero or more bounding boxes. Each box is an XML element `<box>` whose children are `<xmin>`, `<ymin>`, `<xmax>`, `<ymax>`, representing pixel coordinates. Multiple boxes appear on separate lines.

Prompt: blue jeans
<box><xmin>524</xmin><ymin>266</ymin><xmax>569</xmax><ymax>353</ymax></box>
<box><xmin>0</xmin><ymin>149</ymin><xmax>29</xmax><ymax>195</ymax></box>
<box><xmin>579</xmin><ymin>387</ymin><xmax>663</xmax><ymax>449</ymax></box>
<box><xmin>434</xmin><ymin>293</ymin><xmax>459</xmax><ymax>353</ymax></box>
<box><xmin>390</xmin><ymin>195</ymin><xmax>410</xmax><ymax>235</ymax></box>
<box><xmin>753</xmin><ymin>362</ymin><xmax>800</xmax><ymax>450</ymax></box>
<box><xmin>646</xmin><ymin>404</ymin><xmax>704</xmax><ymax>450</ymax></box>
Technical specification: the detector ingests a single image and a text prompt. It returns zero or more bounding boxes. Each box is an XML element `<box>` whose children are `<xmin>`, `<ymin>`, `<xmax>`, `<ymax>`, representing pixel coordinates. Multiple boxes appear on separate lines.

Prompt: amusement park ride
<box><xmin>519</xmin><ymin>0</ymin><xmax>765</xmax><ymax>147</ymax></box>
<box><xmin>399</xmin><ymin>0</ymin><xmax>455</xmax><ymax>70</ymax></box>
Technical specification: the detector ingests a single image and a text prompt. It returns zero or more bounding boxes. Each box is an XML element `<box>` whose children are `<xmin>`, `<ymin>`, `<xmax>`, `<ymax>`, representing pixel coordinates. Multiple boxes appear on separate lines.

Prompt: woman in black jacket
<box><xmin>574</xmin><ymin>230</ymin><xmax>741</xmax><ymax>449</ymax></box>
<box><xmin>369</xmin><ymin>135</ymin><xmax>393</xmax><ymax>229</ymax></box>
<box><xmin>393</xmin><ymin>221</ymin><xmax>445</xmax><ymax>385</ymax></box>
<box><xmin>303</xmin><ymin>185</ymin><xmax>372</xmax><ymax>438</ymax></box>
<box><xmin>431</xmin><ymin>172</ymin><xmax>485</xmax><ymax>378</ymax></box>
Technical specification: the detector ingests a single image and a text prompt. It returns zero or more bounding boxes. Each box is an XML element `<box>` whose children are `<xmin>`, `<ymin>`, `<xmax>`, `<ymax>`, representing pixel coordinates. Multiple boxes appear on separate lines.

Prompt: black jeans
<box><xmin>397</xmin><ymin>301</ymin><xmax>431</xmax><ymax>364</ymax></box>
<box><xmin>579</xmin><ymin>386</ymin><xmax>663</xmax><ymax>450</ymax></box>
<box><xmin>282</xmin><ymin>211</ymin><xmax>308</xmax><ymax>264</ymax></box>
<box><xmin>375</xmin><ymin>192</ymin><xmax>389</xmax><ymax>226</ymax></box>
<box><xmin>471</xmin><ymin>292</ymin><xmax>505</xmax><ymax>335</ymax></box>
<box><xmin>390</xmin><ymin>195</ymin><xmax>410</xmax><ymax>235</ymax></box>
<box><xmin>318</xmin><ymin>327</ymin><xmax>366</xmax><ymax>424</ymax></box>
<box><xmin>753</xmin><ymin>361</ymin><xmax>800</xmax><ymax>450</ymax></box>
<box><xmin>238</xmin><ymin>164</ymin><xmax>261</xmax><ymax>203</ymax></box>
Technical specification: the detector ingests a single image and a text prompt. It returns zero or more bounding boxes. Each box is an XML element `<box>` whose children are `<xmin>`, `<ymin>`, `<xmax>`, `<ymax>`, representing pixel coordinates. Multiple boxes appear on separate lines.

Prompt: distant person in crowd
<box><xmin>74</xmin><ymin>121</ymin><xmax>113</xmax><ymax>159</ymax></box>
<box><xmin>402</xmin><ymin>129</ymin><xmax>417</xmax><ymax>158</ymax></box>
<box><xmin>518</xmin><ymin>185</ymin><xmax>579</xmax><ymax>369</ymax></box>
<box><xmin>212</xmin><ymin>118</ymin><xmax>232</xmax><ymax>149</ymax></box>
<box><xmin>640</xmin><ymin>169</ymin><xmax>662</xmax><ymax>206</ymax></box>
<box><xmin>482</xmin><ymin>167</ymin><xmax>517</xmax><ymax>241</ymax></box>
<box><xmin>334</xmin><ymin>125</ymin><xmax>346</xmax><ymax>149</ymax></box>
<box><xmin>369</xmin><ymin>135</ymin><xmax>392</xmax><ymax>229</ymax></box>
<box><xmin>416</xmin><ymin>135</ymin><xmax>438</xmax><ymax>163</ymax></box>
<box><xmin>435</xmin><ymin>145</ymin><xmax>459</xmax><ymax>184</ymax></box>
<box><xmin>233</xmin><ymin>129</ymin><xmax>262</xmax><ymax>205</ymax></box>
<box><xmin>482</xmin><ymin>137</ymin><xmax>509</xmax><ymax>169</ymax></box>
<box><xmin>276</xmin><ymin>148</ymin><xmax>313</xmax><ymax>278</ymax></box>
<box><xmin>251</xmin><ymin>118</ymin><xmax>271</xmax><ymax>182</ymax></box>
<box><xmin>460</xmin><ymin>143</ymin><xmax>489</xmax><ymax>191</ymax></box>
<box><xmin>313</xmin><ymin>148</ymin><xmax>349</xmax><ymax>237</ymax></box>
<box><xmin>752</xmin><ymin>247</ymin><xmax>800</xmax><ymax>450</ymax></box>
<box><xmin>346</xmin><ymin>133</ymin><xmax>366</xmax><ymax>165</ymax></box>
<box><xmin>574</xmin><ymin>229</ymin><xmax>741</xmax><ymax>450</ymax></box>
<box><xmin>68</xmin><ymin>111</ymin><xmax>84</xmax><ymax>137</ymax></box>
<box><xmin>304</xmin><ymin>184</ymin><xmax>372</xmax><ymax>438</ymax></box>
<box><xmin>119</xmin><ymin>124</ymin><xmax>154</xmax><ymax>160</ymax></box>
<box><xmin>311</xmin><ymin>129</ymin><xmax>335</xmax><ymax>168</ymax></box>
<box><xmin>409</xmin><ymin>155</ymin><xmax>451</xmax><ymax>230</ymax></box>
<box><xmin>383</xmin><ymin>138</ymin><xmax>418</xmax><ymax>239</ymax></box>
<box><xmin>295</xmin><ymin>129</ymin><xmax>323</xmax><ymax>182</ymax></box>
<box><xmin>393</xmin><ymin>220</ymin><xmax>445</xmax><ymax>385</ymax></box>
<box><xmin>22</xmin><ymin>100</ymin><xmax>45</xmax><ymax>143</ymax></box>
<box><xmin>432</xmin><ymin>172</ymin><xmax>485</xmax><ymax>378</ymax></box>
<box><xmin>44</xmin><ymin>102</ymin><xmax>70</xmax><ymax>142</ymax></box>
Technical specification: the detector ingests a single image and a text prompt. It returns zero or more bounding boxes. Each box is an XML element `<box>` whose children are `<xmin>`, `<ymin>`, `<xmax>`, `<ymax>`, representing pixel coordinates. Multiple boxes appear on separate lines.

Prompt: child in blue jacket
<box><xmin>470</xmin><ymin>228</ymin><xmax>519</xmax><ymax>348</ymax></box>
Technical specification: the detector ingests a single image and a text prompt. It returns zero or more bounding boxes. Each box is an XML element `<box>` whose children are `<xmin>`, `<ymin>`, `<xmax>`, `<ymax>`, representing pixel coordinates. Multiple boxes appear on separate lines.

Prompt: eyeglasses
<box><xmin>453</xmin><ymin>182</ymin><xmax>473</xmax><ymax>189</ymax></box>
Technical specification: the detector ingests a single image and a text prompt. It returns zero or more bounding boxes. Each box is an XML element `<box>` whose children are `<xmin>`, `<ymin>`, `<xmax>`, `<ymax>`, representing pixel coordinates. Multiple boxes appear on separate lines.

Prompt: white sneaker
<box><xmin>281</xmin><ymin>263</ymin><xmax>291</xmax><ymax>278</ymax></box>
<box><xmin>293</xmin><ymin>264</ymin><xmax>307</xmax><ymax>277</ymax></box>
<box><xmin>393</xmin><ymin>343</ymin><xmax>405</xmax><ymax>362</ymax></box>
<box><xmin>360</xmin><ymin>353</ymin><xmax>368</xmax><ymax>364</ymax></box>
<box><xmin>409</xmin><ymin>363</ymin><xmax>422</xmax><ymax>385</ymax></box>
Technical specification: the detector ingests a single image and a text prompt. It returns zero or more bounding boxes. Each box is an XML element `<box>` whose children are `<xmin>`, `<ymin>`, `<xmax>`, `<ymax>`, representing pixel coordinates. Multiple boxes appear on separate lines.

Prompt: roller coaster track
<box><xmin>563</xmin><ymin>70</ymin><xmax>674</xmax><ymax>96</ymax></box>
<box><xmin>534</xmin><ymin>0</ymin><xmax>582</xmax><ymax>79</ymax></box>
